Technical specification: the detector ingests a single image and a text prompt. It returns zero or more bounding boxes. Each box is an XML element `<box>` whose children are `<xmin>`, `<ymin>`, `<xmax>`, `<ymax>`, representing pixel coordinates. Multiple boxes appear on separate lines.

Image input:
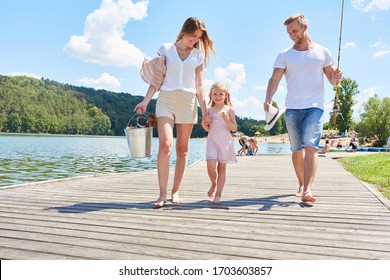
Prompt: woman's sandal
<box><xmin>301</xmin><ymin>192</ymin><xmax>316</xmax><ymax>203</ymax></box>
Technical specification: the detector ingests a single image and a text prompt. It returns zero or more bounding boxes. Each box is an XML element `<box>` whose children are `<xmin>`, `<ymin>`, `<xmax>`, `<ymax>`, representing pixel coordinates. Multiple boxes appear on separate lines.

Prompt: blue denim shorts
<box><xmin>285</xmin><ymin>108</ymin><xmax>324</xmax><ymax>152</ymax></box>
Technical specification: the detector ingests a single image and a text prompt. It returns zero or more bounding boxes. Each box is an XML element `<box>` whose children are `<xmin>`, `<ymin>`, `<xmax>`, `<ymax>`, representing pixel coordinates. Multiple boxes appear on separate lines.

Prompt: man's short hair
<box><xmin>284</xmin><ymin>13</ymin><xmax>308</xmax><ymax>26</ymax></box>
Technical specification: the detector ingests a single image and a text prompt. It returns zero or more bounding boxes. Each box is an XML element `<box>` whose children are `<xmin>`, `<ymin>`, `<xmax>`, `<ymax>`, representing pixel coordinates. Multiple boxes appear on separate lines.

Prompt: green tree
<box><xmin>7</xmin><ymin>111</ymin><xmax>22</xmax><ymax>132</ymax></box>
<box><xmin>330</xmin><ymin>77</ymin><xmax>359</xmax><ymax>133</ymax></box>
<box><xmin>0</xmin><ymin>111</ymin><xmax>6</xmax><ymax>131</ymax></box>
<box><xmin>355</xmin><ymin>96</ymin><xmax>390</xmax><ymax>146</ymax></box>
<box><xmin>89</xmin><ymin>106</ymin><xmax>112</xmax><ymax>135</ymax></box>
<box><xmin>236</xmin><ymin>117</ymin><xmax>255</xmax><ymax>136</ymax></box>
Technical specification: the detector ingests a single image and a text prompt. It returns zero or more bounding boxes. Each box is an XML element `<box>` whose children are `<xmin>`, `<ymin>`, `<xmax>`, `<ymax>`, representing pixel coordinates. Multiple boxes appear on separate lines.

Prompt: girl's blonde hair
<box><xmin>176</xmin><ymin>17</ymin><xmax>216</xmax><ymax>67</ymax></box>
<box><xmin>208</xmin><ymin>82</ymin><xmax>232</xmax><ymax>107</ymax></box>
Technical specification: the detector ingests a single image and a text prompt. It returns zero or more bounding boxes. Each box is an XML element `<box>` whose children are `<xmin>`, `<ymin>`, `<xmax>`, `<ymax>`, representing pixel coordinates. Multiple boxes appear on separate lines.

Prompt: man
<box><xmin>263</xmin><ymin>14</ymin><xmax>342</xmax><ymax>203</ymax></box>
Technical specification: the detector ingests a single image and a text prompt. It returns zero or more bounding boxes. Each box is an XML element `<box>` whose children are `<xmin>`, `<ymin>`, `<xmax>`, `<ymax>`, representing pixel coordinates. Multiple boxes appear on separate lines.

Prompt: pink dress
<box><xmin>206</xmin><ymin>108</ymin><xmax>237</xmax><ymax>164</ymax></box>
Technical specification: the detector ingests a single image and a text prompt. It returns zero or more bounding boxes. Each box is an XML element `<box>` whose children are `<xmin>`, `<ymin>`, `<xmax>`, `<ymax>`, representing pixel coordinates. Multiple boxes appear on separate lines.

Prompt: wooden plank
<box><xmin>0</xmin><ymin>155</ymin><xmax>389</xmax><ymax>260</ymax></box>
<box><xmin>1</xmin><ymin>215</ymin><xmax>389</xmax><ymax>259</ymax></box>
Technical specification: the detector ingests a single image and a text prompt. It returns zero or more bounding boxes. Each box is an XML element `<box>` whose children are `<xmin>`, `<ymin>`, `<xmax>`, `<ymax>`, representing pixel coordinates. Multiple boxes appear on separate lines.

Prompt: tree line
<box><xmin>1</xmin><ymin>75</ymin><xmax>388</xmax><ymax>145</ymax></box>
<box><xmin>325</xmin><ymin>77</ymin><xmax>390</xmax><ymax>147</ymax></box>
<box><xmin>0</xmin><ymin>76</ymin><xmax>112</xmax><ymax>135</ymax></box>
<box><xmin>0</xmin><ymin>75</ymin><xmax>268</xmax><ymax>137</ymax></box>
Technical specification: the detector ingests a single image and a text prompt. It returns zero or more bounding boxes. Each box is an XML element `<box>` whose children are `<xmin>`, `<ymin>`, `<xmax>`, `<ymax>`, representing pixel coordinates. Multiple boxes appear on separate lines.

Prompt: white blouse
<box><xmin>158</xmin><ymin>43</ymin><xmax>204</xmax><ymax>94</ymax></box>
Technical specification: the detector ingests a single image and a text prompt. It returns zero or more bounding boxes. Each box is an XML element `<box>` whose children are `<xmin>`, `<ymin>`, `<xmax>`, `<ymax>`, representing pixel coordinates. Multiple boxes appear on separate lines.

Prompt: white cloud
<box><xmin>213</xmin><ymin>63</ymin><xmax>246</xmax><ymax>93</ymax></box>
<box><xmin>370</xmin><ymin>41</ymin><xmax>386</xmax><ymax>48</ymax></box>
<box><xmin>202</xmin><ymin>79</ymin><xmax>214</xmax><ymax>96</ymax></box>
<box><xmin>254</xmin><ymin>85</ymin><xmax>267</xmax><ymax>91</ymax></box>
<box><xmin>6</xmin><ymin>72</ymin><xmax>42</xmax><ymax>79</ymax></box>
<box><xmin>352</xmin><ymin>0</ymin><xmax>390</xmax><ymax>12</ymax></box>
<box><xmin>370</xmin><ymin>41</ymin><xmax>390</xmax><ymax>57</ymax></box>
<box><xmin>77</xmin><ymin>73</ymin><xmax>121</xmax><ymax>91</ymax></box>
<box><xmin>64</xmin><ymin>0</ymin><xmax>148</xmax><ymax>67</ymax></box>
<box><xmin>353</xmin><ymin>86</ymin><xmax>378</xmax><ymax>116</ymax></box>
<box><xmin>209</xmin><ymin>63</ymin><xmax>262</xmax><ymax>115</ymax></box>
<box><xmin>233</xmin><ymin>96</ymin><xmax>261</xmax><ymax>110</ymax></box>
<box><xmin>233</xmin><ymin>107</ymin><xmax>264</xmax><ymax>120</ymax></box>
<box><xmin>373</xmin><ymin>50</ymin><xmax>390</xmax><ymax>57</ymax></box>
<box><xmin>344</xmin><ymin>42</ymin><xmax>356</xmax><ymax>49</ymax></box>
<box><xmin>255</xmin><ymin>83</ymin><xmax>285</xmax><ymax>92</ymax></box>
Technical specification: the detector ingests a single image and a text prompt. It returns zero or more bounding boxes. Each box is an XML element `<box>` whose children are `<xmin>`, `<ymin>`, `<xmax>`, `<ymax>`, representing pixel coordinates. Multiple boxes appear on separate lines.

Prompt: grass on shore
<box><xmin>337</xmin><ymin>153</ymin><xmax>390</xmax><ymax>200</ymax></box>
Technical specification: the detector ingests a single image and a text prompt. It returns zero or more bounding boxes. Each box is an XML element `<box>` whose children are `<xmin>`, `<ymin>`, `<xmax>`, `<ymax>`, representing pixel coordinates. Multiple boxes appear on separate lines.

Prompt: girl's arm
<box><xmin>223</xmin><ymin>107</ymin><xmax>237</xmax><ymax>132</ymax></box>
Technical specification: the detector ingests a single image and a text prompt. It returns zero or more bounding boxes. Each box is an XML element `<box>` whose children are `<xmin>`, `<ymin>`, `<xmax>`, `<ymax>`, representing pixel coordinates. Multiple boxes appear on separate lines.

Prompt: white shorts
<box><xmin>156</xmin><ymin>90</ymin><xmax>198</xmax><ymax>124</ymax></box>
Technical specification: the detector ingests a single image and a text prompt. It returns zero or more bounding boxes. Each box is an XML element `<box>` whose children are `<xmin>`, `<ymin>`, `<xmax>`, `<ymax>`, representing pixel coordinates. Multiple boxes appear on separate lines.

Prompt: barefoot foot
<box><xmin>171</xmin><ymin>193</ymin><xmax>183</xmax><ymax>204</ymax></box>
<box><xmin>207</xmin><ymin>185</ymin><xmax>216</xmax><ymax>199</ymax></box>
<box><xmin>153</xmin><ymin>195</ymin><xmax>167</xmax><ymax>208</ymax></box>
<box><xmin>212</xmin><ymin>195</ymin><xmax>221</xmax><ymax>205</ymax></box>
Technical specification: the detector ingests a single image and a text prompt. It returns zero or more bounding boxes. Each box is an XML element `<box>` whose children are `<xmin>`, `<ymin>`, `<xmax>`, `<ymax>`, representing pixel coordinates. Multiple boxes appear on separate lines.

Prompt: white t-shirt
<box><xmin>273</xmin><ymin>44</ymin><xmax>333</xmax><ymax>110</ymax></box>
<box><xmin>158</xmin><ymin>43</ymin><xmax>204</xmax><ymax>94</ymax></box>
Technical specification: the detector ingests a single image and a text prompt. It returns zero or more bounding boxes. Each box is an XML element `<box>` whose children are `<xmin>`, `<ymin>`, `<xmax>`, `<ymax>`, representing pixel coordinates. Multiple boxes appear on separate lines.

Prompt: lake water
<box><xmin>0</xmin><ymin>134</ymin><xmax>291</xmax><ymax>187</ymax></box>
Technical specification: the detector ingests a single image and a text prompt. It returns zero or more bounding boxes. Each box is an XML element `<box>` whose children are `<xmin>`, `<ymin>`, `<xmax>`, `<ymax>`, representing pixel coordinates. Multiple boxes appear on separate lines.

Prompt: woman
<box><xmin>134</xmin><ymin>17</ymin><xmax>216</xmax><ymax>207</ymax></box>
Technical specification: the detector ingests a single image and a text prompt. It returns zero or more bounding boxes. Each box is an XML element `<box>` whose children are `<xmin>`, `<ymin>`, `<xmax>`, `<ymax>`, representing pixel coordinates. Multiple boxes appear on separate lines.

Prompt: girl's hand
<box><xmin>201</xmin><ymin>113</ymin><xmax>210</xmax><ymax>131</ymax></box>
<box><xmin>203</xmin><ymin>113</ymin><xmax>211</xmax><ymax>125</ymax></box>
<box><xmin>221</xmin><ymin>111</ymin><xmax>229</xmax><ymax>123</ymax></box>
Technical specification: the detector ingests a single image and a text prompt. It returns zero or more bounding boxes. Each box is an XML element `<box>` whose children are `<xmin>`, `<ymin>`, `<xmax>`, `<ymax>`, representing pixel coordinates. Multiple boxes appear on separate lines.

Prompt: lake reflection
<box><xmin>0</xmin><ymin>134</ymin><xmax>290</xmax><ymax>187</ymax></box>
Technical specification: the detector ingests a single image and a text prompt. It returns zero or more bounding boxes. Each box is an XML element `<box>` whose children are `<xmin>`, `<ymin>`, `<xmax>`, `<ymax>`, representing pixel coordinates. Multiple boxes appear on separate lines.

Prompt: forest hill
<box><xmin>0</xmin><ymin>75</ymin><xmax>275</xmax><ymax>137</ymax></box>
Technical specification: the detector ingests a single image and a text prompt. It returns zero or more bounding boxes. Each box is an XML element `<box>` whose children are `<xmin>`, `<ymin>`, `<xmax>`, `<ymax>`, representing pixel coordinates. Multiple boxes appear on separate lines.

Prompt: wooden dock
<box><xmin>1</xmin><ymin>155</ymin><xmax>390</xmax><ymax>260</ymax></box>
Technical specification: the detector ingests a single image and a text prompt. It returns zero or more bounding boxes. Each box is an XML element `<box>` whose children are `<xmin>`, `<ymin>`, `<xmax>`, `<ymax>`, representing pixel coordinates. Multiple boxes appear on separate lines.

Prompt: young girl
<box><xmin>202</xmin><ymin>82</ymin><xmax>237</xmax><ymax>204</ymax></box>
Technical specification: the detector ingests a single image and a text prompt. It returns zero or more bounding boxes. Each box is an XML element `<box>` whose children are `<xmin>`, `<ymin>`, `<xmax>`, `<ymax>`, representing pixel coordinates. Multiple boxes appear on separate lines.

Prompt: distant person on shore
<box><xmin>237</xmin><ymin>135</ymin><xmax>250</xmax><ymax>156</ymax></box>
<box><xmin>387</xmin><ymin>136</ymin><xmax>390</xmax><ymax>151</ymax></box>
<box><xmin>347</xmin><ymin>136</ymin><xmax>358</xmax><ymax>152</ymax></box>
<box><xmin>318</xmin><ymin>139</ymin><xmax>330</xmax><ymax>155</ymax></box>
<box><xmin>202</xmin><ymin>82</ymin><xmax>237</xmax><ymax>204</ymax></box>
<box><xmin>349</xmin><ymin>128</ymin><xmax>357</xmax><ymax>139</ymax></box>
<box><xmin>134</xmin><ymin>17</ymin><xmax>216</xmax><ymax>208</ymax></box>
<box><xmin>263</xmin><ymin>13</ymin><xmax>342</xmax><ymax>204</ymax></box>
<box><xmin>370</xmin><ymin>135</ymin><xmax>379</xmax><ymax>147</ymax></box>
<box><xmin>247</xmin><ymin>138</ymin><xmax>258</xmax><ymax>155</ymax></box>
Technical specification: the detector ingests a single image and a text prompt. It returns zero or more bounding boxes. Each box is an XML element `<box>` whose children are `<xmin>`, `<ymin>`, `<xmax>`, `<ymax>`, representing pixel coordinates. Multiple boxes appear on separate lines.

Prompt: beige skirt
<box><xmin>156</xmin><ymin>90</ymin><xmax>198</xmax><ymax>124</ymax></box>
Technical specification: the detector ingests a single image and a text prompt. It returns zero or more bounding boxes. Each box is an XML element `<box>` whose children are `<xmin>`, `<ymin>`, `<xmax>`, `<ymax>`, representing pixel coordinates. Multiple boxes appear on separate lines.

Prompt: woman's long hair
<box><xmin>176</xmin><ymin>17</ymin><xmax>216</xmax><ymax>66</ymax></box>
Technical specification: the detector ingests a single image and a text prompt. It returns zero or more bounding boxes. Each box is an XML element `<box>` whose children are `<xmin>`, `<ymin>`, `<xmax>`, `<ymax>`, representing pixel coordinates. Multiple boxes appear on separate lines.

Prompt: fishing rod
<box><xmin>332</xmin><ymin>0</ymin><xmax>345</xmax><ymax>126</ymax></box>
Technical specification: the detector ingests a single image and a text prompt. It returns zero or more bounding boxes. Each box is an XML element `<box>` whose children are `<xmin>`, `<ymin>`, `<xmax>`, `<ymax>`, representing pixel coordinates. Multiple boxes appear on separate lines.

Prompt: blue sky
<box><xmin>1</xmin><ymin>0</ymin><xmax>390</xmax><ymax>121</ymax></box>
